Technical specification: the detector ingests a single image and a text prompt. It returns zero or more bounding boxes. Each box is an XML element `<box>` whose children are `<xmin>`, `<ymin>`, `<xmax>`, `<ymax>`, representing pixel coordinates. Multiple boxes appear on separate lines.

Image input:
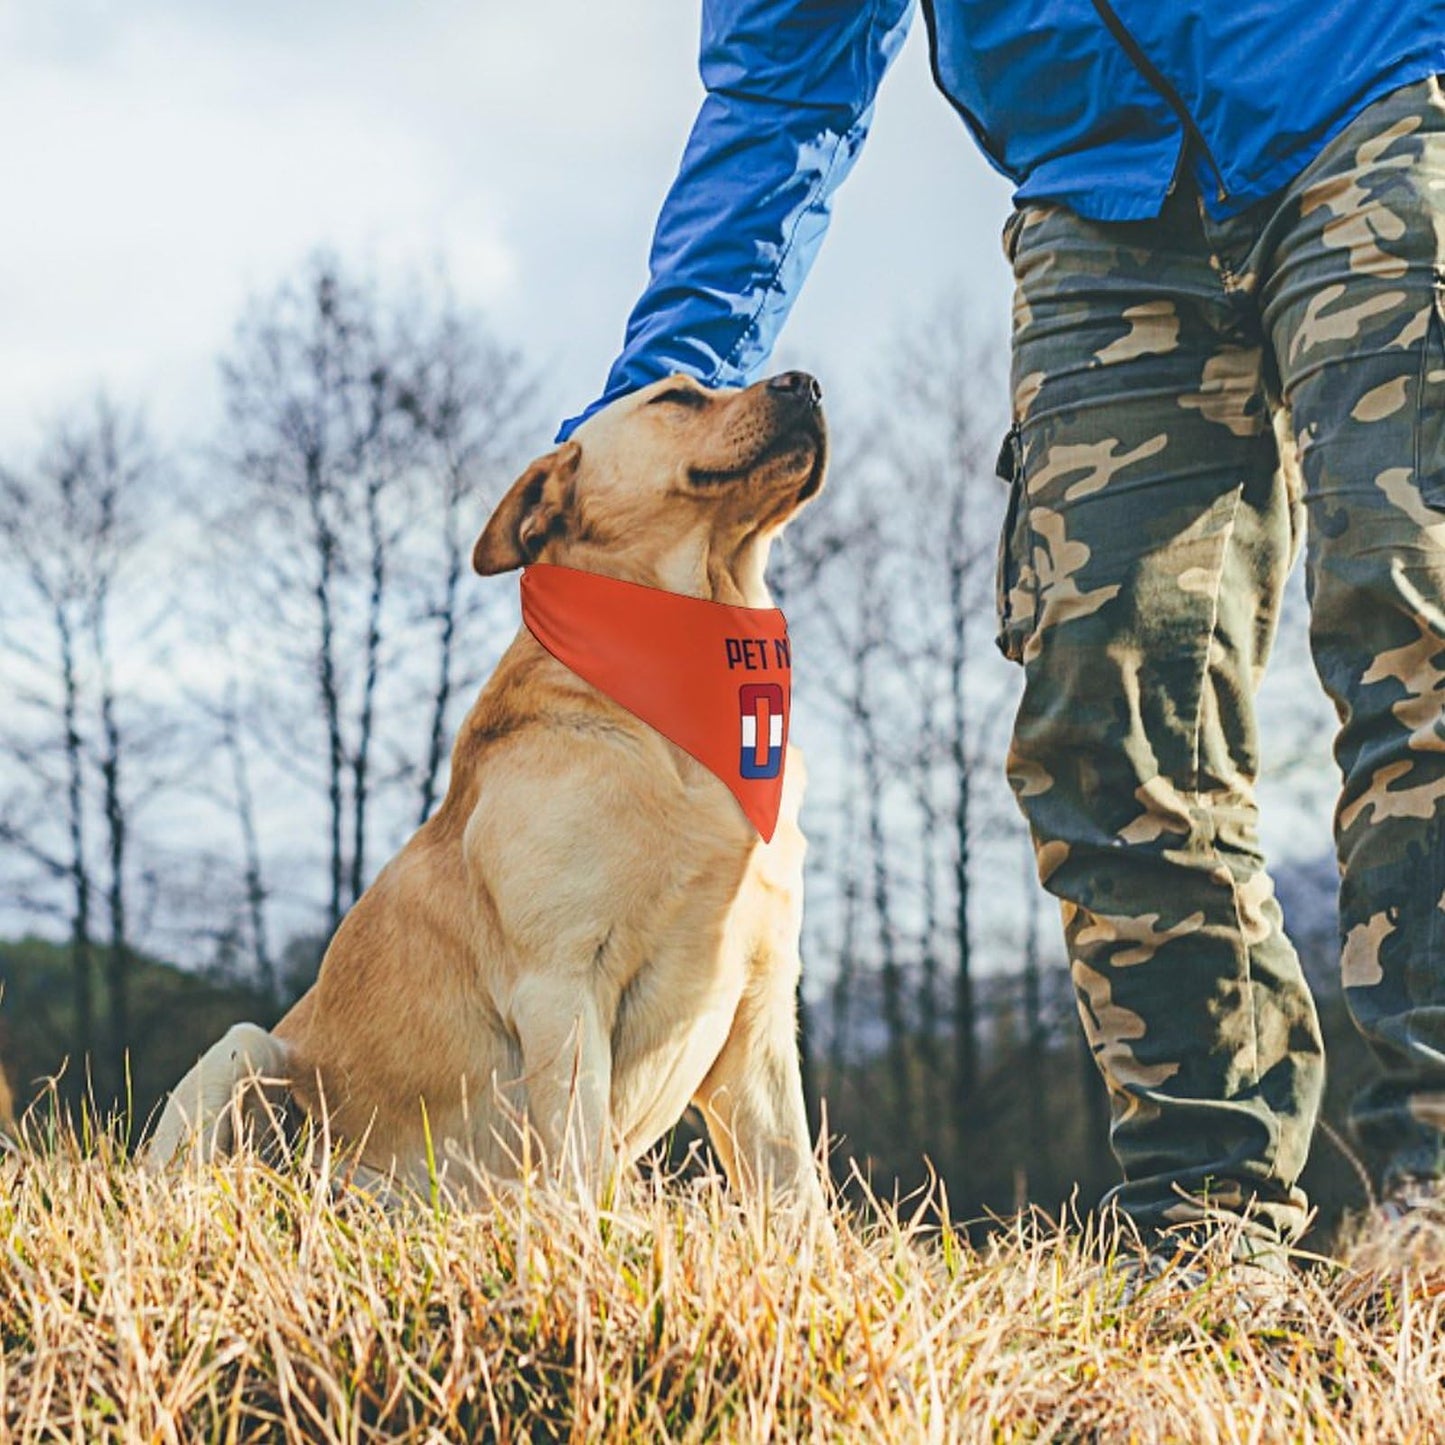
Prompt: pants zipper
<box><xmin>1088</xmin><ymin>0</ymin><xmax>1231</xmax><ymax>205</ymax></box>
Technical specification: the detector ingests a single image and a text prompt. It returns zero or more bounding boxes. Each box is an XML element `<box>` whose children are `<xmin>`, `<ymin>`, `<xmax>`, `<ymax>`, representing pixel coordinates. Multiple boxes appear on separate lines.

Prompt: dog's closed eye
<box><xmin>649</xmin><ymin>386</ymin><xmax>706</xmax><ymax>409</ymax></box>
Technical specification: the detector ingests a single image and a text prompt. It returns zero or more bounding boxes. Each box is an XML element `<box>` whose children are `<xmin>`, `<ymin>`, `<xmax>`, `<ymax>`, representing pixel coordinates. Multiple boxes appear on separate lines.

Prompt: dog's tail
<box><xmin>143</xmin><ymin>1023</ymin><xmax>292</xmax><ymax>1169</ymax></box>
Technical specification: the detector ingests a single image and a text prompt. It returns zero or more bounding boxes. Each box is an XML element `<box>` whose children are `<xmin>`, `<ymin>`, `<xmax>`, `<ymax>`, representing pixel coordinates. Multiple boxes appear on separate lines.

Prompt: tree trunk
<box><xmin>222</xmin><ymin>680</ymin><xmax>275</xmax><ymax>1001</ymax></box>
<box><xmin>57</xmin><ymin>607</ymin><xmax>93</xmax><ymax>1101</ymax></box>
<box><xmin>305</xmin><ymin>457</ymin><xmax>346</xmax><ymax>935</ymax></box>
<box><xmin>93</xmin><ymin>596</ymin><xmax>129</xmax><ymax>1102</ymax></box>
<box><xmin>913</xmin><ymin>690</ymin><xmax>942</xmax><ymax>1098</ymax></box>
<box><xmin>418</xmin><ymin>464</ymin><xmax>464</xmax><ymax>827</ymax></box>
<box><xmin>946</xmin><ymin>490</ymin><xmax>978</xmax><ymax>1136</ymax></box>
<box><xmin>827</xmin><ymin>764</ymin><xmax>862</xmax><ymax>1089</ymax></box>
<box><xmin>350</xmin><ymin>471</ymin><xmax>387</xmax><ymax>904</ymax></box>
<box><xmin>854</xmin><ymin>653</ymin><xmax>912</xmax><ymax>1150</ymax></box>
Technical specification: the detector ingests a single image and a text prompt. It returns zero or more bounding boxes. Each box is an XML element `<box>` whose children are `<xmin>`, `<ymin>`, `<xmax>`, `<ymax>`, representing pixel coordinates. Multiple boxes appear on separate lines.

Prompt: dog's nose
<box><xmin>766</xmin><ymin>371</ymin><xmax>822</xmax><ymax>407</ymax></box>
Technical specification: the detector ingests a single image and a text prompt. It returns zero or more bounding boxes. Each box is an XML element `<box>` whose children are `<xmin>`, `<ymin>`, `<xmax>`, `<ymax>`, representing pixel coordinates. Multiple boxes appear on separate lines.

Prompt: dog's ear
<box><xmin>472</xmin><ymin>443</ymin><xmax>582</xmax><ymax>576</ymax></box>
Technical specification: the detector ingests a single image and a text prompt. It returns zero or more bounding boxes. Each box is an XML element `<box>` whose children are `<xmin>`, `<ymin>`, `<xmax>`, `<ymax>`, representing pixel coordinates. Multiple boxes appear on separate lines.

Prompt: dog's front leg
<box><xmin>693</xmin><ymin>970</ymin><xmax>826</xmax><ymax>1221</ymax></box>
<box><xmin>509</xmin><ymin>976</ymin><xmax>617</xmax><ymax>1199</ymax></box>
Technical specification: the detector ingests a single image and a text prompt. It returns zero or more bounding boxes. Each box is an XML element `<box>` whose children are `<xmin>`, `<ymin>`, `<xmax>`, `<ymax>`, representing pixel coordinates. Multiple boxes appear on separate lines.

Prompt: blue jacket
<box><xmin>559</xmin><ymin>0</ymin><xmax>1445</xmax><ymax>438</ymax></box>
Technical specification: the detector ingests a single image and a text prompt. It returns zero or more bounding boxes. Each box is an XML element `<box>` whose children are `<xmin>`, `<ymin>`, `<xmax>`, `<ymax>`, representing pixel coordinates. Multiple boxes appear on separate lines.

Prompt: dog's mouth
<box><xmin>795</xmin><ymin>432</ymin><xmax>828</xmax><ymax>502</ymax></box>
<box><xmin>686</xmin><ymin>419</ymin><xmax>826</xmax><ymax>498</ymax></box>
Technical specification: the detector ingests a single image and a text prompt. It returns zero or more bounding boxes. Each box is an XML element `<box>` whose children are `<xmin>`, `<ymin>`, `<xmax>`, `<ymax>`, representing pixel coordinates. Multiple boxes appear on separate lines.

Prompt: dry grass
<box><xmin>3</xmin><ymin>1121</ymin><xmax>1444</xmax><ymax>1444</ymax></box>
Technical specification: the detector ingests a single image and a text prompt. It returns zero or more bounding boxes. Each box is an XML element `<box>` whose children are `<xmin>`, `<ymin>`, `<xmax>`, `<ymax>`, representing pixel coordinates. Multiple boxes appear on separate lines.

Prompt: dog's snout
<box><xmin>766</xmin><ymin>371</ymin><xmax>822</xmax><ymax>407</ymax></box>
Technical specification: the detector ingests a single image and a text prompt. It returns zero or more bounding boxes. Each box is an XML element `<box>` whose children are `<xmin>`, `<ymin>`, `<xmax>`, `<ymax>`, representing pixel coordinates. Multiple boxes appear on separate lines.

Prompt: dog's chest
<box><xmin>602</xmin><ymin>831</ymin><xmax>767</xmax><ymax>1152</ymax></box>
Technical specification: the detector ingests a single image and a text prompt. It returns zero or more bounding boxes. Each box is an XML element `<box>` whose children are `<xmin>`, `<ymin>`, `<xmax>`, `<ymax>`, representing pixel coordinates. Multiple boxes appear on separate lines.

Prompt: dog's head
<box><xmin>472</xmin><ymin>372</ymin><xmax>827</xmax><ymax>603</ymax></box>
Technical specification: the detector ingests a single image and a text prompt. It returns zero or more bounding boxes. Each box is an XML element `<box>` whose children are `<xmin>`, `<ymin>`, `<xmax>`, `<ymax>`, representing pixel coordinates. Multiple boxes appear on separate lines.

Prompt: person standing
<box><xmin>561</xmin><ymin>0</ymin><xmax>1445</xmax><ymax>1257</ymax></box>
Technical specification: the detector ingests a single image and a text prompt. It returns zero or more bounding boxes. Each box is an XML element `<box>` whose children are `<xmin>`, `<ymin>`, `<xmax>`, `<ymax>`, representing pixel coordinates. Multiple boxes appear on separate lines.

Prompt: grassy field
<box><xmin>3</xmin><ymin>1124</ymin><xmax>1443</xmax><ymax>1444</ymax></box>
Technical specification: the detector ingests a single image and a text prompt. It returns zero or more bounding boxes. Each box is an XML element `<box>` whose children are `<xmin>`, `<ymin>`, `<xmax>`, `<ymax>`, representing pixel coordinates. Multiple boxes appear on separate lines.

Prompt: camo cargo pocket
<box><xmin>1417</xmin><ymin>270</ymin><xmax>1445</xmax><ymax>509</ymax></box>
<box><xmin>994</xmin><ymin>424</ymin><xmax>1037</xmax><ymax>664</ymax></box>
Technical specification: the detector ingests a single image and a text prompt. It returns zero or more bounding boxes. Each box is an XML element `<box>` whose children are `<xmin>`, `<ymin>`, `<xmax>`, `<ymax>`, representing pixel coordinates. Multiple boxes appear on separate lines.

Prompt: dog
<box><xmin>146</xmin><ymin>370</ymin><xmax>828</xmax><ymax>1215</ymax></box>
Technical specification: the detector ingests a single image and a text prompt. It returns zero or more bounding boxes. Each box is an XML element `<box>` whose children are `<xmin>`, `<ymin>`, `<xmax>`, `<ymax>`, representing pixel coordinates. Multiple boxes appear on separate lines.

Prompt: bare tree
<box><xmin>0</xmin><ymin>398</ymin><xmax>159</xmax><ymax>1096</ymax></box>
<box><xmin>827</xmin><ymin>746</ymin><xmax>865</xmax><ymax>1084</ymax></box>
<box><xmin>220</xmin><ymin>674</ymin><xmax>275</xmax><ymax>1000</ymax></box>
<box><xmin>853</xmin><ymin>566</ymin><xmax>914</xmax><ymax>1145</ymax></box>
<box><xmin>790</xmin><ymin>478</ymin><xmax>917</xmax><ymax>1146</ymax></box>
<box><xmin>211</xmin><ymin>255</ymin><xmax>539</xmax><ymax>961</ymax></box>
<box><xmin>872</xmin><ymin>313</ymin><xmax>1009</xmax><ymax>1145</ymax></box>
<box><xmin>393</xmin><ymin>301</ymin><xmax>539</xmax><ymax>825</ymax></box>
<box><xmin>218</xmin><ymin>259</ymin><xmax>417</xmax><ymax>932</ymax></box>
<box><xmin>80</xmin><ymin>410</ymin><xmax>154</xmax><ymax>1092</ymax></box>
<box><xmin>777</xmin><ymin>305</ymin><xmax>1021</xmax><ymax>1174</ymax></box>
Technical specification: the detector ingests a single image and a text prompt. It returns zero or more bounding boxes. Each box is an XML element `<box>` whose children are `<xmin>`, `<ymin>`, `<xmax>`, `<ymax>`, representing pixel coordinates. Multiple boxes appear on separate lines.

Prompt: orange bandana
<box><xmin>520</xmin><ymin>564</ymin><xmax>791</xmax><ymax>841</ymax></box>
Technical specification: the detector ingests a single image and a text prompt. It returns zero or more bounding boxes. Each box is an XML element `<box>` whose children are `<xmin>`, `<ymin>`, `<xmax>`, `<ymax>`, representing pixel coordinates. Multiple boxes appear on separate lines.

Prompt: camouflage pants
<box><xmin>1000</xmin><ymin>75</ymin><xmax>1445</xmax><ymax>1241</ymax></box>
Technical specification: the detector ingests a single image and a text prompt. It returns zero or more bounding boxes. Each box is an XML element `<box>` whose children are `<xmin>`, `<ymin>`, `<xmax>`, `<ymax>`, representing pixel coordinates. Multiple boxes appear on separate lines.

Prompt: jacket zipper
<box><xmin>1088</xmin><ymin>0</ymin><xmax>1230</xmax><ymax>204</ymax></box>
<box><xmin>919</xmin><ymin>0</ymin><xmax>1019</xmax><ymax>181</ymax></box>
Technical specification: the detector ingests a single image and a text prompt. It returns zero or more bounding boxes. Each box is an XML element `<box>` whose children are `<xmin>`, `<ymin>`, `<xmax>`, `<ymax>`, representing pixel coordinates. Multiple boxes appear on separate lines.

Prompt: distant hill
<box><xmin>0</xmin><ymin>936</ymin><xmax>278</xmax><ymax>1143</ymax></box>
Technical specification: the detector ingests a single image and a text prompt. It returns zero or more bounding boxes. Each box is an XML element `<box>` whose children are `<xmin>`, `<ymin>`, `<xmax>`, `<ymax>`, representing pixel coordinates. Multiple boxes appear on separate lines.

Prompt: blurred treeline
<box><xmin>0</xmin><ymin>254</ymin><xmax>1377</xmax><ymax>1237</ymax></box>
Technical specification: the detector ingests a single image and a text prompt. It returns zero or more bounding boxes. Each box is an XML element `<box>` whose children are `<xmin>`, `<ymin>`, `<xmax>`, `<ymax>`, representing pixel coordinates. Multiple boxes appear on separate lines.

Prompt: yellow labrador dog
<box><xmin>147</xmin><ymin>371</ymin><xmax>827</xmax><ymax>1214</ymax></box>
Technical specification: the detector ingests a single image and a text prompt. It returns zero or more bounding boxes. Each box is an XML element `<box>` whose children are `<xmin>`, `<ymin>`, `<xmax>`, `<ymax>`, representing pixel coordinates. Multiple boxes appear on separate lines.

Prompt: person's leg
<box><xmin>1002</xmin><ymin>193</ymin><xmax>1325</xmax><ymax>1243</ymax></box>
<box><xmin>1262</xmin><ymin>76</ymin><xmax>1445</xmax><ymax>1187</ymax></box>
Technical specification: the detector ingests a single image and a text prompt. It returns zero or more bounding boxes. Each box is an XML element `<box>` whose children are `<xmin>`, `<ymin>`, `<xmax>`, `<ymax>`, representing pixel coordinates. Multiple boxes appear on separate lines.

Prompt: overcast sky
<box><xmin>1</xmin><ymin>0</ymin><xmax>1339</xmax><ymax>891</ymax></box>
<box><xmin>1</xmin><ymin>0</ymin><xmax>1015</xmax><ymax>452</ymax></box>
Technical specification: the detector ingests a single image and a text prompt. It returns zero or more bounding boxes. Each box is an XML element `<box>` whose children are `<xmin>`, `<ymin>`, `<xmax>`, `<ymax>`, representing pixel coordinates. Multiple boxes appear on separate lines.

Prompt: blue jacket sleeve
<box><xmin>557</xmin><ymin>0</ymin><xmax>915</xmax><ymax>440</ymax></box>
